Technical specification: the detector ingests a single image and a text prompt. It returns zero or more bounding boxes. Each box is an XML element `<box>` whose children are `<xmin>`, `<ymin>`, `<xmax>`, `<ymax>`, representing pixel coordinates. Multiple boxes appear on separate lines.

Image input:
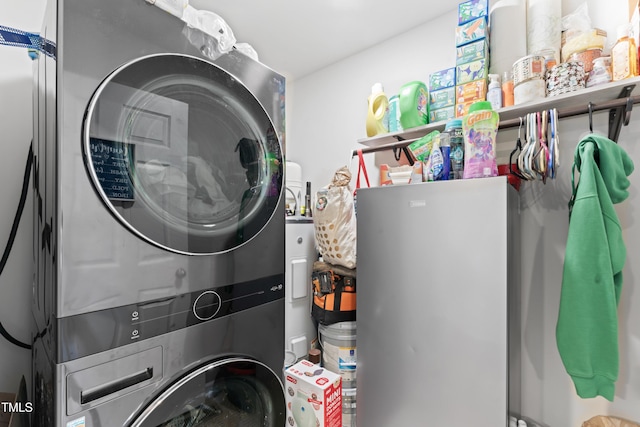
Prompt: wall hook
<box><xmin>588</xmin><ymin>102</ymin><xmax>594</xmax><ymax>133</ymax></box>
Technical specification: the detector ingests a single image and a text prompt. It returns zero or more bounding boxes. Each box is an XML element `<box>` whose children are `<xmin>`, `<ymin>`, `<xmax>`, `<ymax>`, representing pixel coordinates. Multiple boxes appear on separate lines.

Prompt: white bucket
<box><xmin>318</xmin><ymin>321</ymin><xmax>356</xmax><ymax>388</ymax></box>
<box><xmin>342</xmin><ymin>388</ymin><xmax>357</xmax><ymax>427</ymax></box>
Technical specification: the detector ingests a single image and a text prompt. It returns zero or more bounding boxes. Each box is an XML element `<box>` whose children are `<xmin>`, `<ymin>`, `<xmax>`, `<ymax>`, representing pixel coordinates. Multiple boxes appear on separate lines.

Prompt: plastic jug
<box><xmin>398</xmin><ymin>81</ymin><xmax>429</xmax><ymax>129</ymax></box>
<box><xmin>366</xmin><ymin>83</ymin><xmax>389</xmax><ymax>137</ymax></box>
<box><xmin>462</xmin><ymin>101</ymin><xmax>499</xmax><ymax>179</ymax></box>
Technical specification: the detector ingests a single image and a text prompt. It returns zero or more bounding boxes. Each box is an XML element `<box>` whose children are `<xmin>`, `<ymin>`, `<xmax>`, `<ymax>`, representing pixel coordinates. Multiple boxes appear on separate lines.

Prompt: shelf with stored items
<box><xmin>353</xmin><ymin>75</ymin><xmax>640</xmax><ymax>159</ymax></box>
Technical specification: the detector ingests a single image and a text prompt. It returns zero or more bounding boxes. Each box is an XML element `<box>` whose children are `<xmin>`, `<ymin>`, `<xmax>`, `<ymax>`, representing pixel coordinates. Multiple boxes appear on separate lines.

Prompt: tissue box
<box><xmin>456</xmin><ymin>79</ymin><xmax>487</xmax><ymax>104</ymax></box>
<box><xmin>459</xmin><ymin>0</ymin><xmax>489</xmax><ymax>25</ymax></box>
<box><xmin>456</xmin><ymin>58</ymin><xmax>488</xmax><ymax>85</ymax></box>
<box><xmin>456</xmin><ymin>39</ymin><xmax>489</xmax><ymax>65</ymax></box>
<box><xmin>429</xmin><ymin>68</ymin><xmax>456</xmax><ymax>91</ymax></box>
<box><xmin>456</xmin><ymin>16</ymin><xmax>488</xmax><ymax>47</ymax></box>
<box><xmin>429</xmin><ymin>87</ymin><xmax>456</xmax><ymax>110</ymax></box>
<box><xmin>285</xmin><ymin>360</ymin><xmax>342</xmax><ymax>427</ymax></box>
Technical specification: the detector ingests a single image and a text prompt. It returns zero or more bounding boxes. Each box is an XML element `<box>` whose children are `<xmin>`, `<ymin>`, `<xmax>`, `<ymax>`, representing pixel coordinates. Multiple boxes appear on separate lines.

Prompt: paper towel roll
<box><xmin>527</xmin><ymin>0</ymin><xmax>562</xmax><ymax>61</ymax></box>
<box><xmin>489</xmin><ymin>0</ymin><xmax>528</xmax><ymax>76</ymax></box>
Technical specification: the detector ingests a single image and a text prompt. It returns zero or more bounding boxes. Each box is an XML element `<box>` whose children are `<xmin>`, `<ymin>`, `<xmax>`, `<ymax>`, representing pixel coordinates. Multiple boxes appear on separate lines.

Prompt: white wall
<box><xmin>288</xmin><ymin>1</ymin><xmax>640</xmax><ymax>426</ymax></box>
<box><xmin>0</xmin><ymin>0</ymin><xmax>46</xmax><ymax>394</ymax></box>
<box><xmin>1</xmin><ymin>0</ymin><xmax>638</xmax><ymax>425</ymax></box>
<box><xmin>286</xmin><ymin>9</ymin><xmax>459</xmax><ymax>189</ymax></box>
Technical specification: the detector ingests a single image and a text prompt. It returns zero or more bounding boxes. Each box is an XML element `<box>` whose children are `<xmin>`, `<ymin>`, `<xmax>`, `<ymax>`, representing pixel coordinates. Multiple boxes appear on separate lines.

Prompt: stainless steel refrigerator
<box><xmin>356</xmin><ymin>176</ymin><xmax>521</xmax><ymax>426</ymax></box>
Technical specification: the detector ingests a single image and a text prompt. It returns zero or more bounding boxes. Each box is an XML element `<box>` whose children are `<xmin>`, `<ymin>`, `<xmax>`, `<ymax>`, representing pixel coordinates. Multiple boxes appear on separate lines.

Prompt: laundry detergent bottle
<box><xmin>462</xmin><ymin>101</ymin><xmax>499</xmax><ymax>179</ymax></box>
<box><xmin>398</xmin><ymin>80</ymin><xmax>429</xmax><ymax>129</ymax></box>
<box><xmin>366</xmin><ymin>82</ymin><xmax>389</xmax><ymax>137</ymax></box>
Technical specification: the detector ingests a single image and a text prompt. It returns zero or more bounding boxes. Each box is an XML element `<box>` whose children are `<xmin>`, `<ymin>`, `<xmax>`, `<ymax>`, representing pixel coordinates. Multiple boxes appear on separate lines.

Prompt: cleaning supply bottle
<box><xmin>462</xmin><ymin>101</ymin><xmax>499</xmax><ymax>179</ymax></box>
<box><xmin>387</xmin><ymin>95</ymin><xmax>402</xmax><ymax>132</ymax></box>
<box><xmin>487</xmin><ymin>74</ymin><xmax>502</xmax><ymax>110</ymax></box>
<box><xmin>398</xmin><ymin>81</ymin><xmax>429</xmax><ymax>129</ymax></box>
<box><xmin>366</xmin><ymin>83</ymin><xmax>389</xmax><ymax>137</ymax></box>
<box><xmin>437</xmin><ymin>132</ymin><xmax>450</xmax><ymax>180</ymax></box>
<box><xmin>612</xmin><ymin>23</ymin><xmax>638</xmax><ymax>81</ymax></box>
<box><xmin>443</xmin><ymin>119</ymin><xmax>464</xmax><ymax>179</ymax></box>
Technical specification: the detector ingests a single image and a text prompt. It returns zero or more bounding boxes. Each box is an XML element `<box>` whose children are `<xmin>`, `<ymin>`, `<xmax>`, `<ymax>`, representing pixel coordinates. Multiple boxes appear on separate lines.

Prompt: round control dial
<box><xmin>193</xmin><ymin>291</ymin><xmax>222</xmax><ymax>321</ymax></box>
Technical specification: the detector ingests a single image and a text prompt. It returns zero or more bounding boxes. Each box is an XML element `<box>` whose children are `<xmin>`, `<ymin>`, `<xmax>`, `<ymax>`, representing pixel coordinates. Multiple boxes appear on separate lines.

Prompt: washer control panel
<box><xmin>57</xmin><ymin>274</ymin><xmax>284</xmax><ymax>362</ymax></box>
<box><xmin>193</xmin><ymin>291</ymin><xmax>222</xmax><ymax>321</ymax></box>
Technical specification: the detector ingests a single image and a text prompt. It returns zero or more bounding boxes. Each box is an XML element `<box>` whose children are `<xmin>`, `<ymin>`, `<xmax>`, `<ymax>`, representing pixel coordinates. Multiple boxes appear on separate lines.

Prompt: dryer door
<box><xmin>127</xmin><ymin>358</ymin><xmax>285</xmax><ymax>427</ymax></box>
<box><xmin>83</xmin><ymin>54</ymin><xmax>283</xmax><ymax>255</ymax></box>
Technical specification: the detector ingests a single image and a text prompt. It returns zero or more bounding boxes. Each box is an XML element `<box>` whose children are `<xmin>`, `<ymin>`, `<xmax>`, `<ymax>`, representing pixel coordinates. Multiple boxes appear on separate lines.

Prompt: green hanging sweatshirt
<box><xmin>557</xmin><ymin>134</ymin><xmax>634</xmax><ymax>401</ymax></box>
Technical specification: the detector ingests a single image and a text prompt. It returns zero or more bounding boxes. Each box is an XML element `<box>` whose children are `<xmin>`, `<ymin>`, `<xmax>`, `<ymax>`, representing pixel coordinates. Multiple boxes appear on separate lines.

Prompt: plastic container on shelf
<box><xmin>366</xmin><ymin>82</ymin><xmax>389</xmax><ymax>137</ymax></box>
<box><xmin>462</xmin><ymin>101</ymin><xmax>499</xmax><ymax>179</ymax></box>
<box><xmin>438</xmin><ymin>131</ymin><xmax>451</xmax><ymax>181</ymax></box>
<box><xmin>443</xmin><ymin>119</ymin><xmax>464</xmax><ymax>180</ymax></box>
<box><xmin>487</xmin><ymin>73</ymin><xmax>503</xmax><ymax>110</ymax></box>
<box><xmin>398</xmin><ymin>80</ymin><xmax>429</xmax><ymax>129</ymax></box>
<box><xmin>611</xmin><ymin>24</ymin><xmax>638</xmax><ymax>81</ymax></box>
<box><xmin>587</xmin><ymin>56</ymin><xmax>612</xmax><ymax>88</ymax></box>
<box><xmin>502</xmin><ymin>71</ymin><xmax>514</xmax><ymax>107</ymax></box>
<box><xmin>387</xmin><ymin>94</ymin><xmax>402</xmax><ymax>132</ymax></box>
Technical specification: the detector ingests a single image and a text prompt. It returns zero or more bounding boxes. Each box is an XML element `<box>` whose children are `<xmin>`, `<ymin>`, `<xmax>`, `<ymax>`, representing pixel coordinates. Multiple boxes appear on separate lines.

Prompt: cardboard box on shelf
<box><xmin>456</xmin><ymin>58</ymin><xmax>488</xmax><ymax>85</ymax></box>
<box><xmin>458</xmin><ymin>0</ymin><xmax>489</xmax><ymax>25</ymax></box>
<box><xmin>285</xmin><ymin>360</ymin><xmax>342</xmax><ymax>427</ymax></box>
<box><xmin>429</xmin><ymin>106</ymin><xmax>456</xmax><ymax>123</ymax></box>
<box><xmin>456</xmin><ymin>79</ymin><xmax>487</xmax><ymax>104</ymax></box>
<box><xmin>456</xmin><ymin>39</ymin><xmax>489</xmax><ymax>65</ymax></box>
<box><xmin>456</xmin><ymin>100</ymin><xmax>476</xmax><ymax>118</ymax></box>
<box><xmin>429</xmin><ymin>67</ymin><xmax>456</xmax><ymax>91</ymax></box>
<box><xmin>456</xmin><ymin>16</ymin><xmax>488</xmax><ymax>47</ymax></box>
<box><xmin>428</xmin><ymin>87</ymin><xmax>456</xmax><ymax>110</ymax></box>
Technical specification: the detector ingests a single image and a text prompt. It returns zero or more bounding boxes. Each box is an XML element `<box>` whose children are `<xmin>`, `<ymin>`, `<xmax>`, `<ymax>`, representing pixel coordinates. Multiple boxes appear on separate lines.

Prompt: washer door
<box><xmin>83</xmin><ymin>54</ymin><xmax>283</xmax><ymax>255</ymax></box>
<box><xmin>127</xmin><ymin>358</ymin><xmax>285</xmax><ymax>427</ymax></box>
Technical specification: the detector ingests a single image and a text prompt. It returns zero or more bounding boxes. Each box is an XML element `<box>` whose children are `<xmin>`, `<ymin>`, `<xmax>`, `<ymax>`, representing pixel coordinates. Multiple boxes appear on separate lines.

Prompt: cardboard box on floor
<box><xmin>285</xmin><ymin>360</ymin><xmax>342</xmax><ymax>427</ymax></box>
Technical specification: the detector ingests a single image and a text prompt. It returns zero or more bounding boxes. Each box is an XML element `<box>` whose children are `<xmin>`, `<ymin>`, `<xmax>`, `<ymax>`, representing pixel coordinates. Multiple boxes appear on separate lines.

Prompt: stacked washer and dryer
<box><xmin>31</xmin><ymin>0</ymin><xmax>287</xmax><ymax>426</ymax></box>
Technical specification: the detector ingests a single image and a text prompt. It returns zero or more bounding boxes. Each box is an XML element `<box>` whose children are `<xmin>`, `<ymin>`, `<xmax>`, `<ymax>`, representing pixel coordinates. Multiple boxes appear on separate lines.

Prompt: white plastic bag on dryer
<box><xmin>234</xmin><ymin>42</ymin><xmax>259</xmax><ymax>61</ymax></box>
<box><xmin>182</xmin><ymin>5</ymin><xmax>236</xmax><ymax>60</ymax></box>
<box><xmin>313</xmin><ymin>166</ymin><xmax>357</xmax><ymax>269</ymax></box>
<box><xmin>145</xmin><ymin>0</ymin><xmax>188</xmax><ymax>19</ymax></box>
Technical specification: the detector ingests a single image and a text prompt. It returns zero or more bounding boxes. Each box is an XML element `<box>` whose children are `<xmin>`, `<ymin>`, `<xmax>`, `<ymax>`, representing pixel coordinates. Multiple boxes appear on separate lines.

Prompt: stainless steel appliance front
<box><xmin>31</xmin><ymin>0</ymin><xmax>286</xmax><ymax>425</ymax></box>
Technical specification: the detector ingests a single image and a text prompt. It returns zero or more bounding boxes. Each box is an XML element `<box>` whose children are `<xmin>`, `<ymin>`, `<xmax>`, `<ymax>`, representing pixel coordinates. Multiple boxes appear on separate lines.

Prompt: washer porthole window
<box><xmin>128</xmin><ymin>358</ymin><xmax>285</xmax><ymax>427</ymax></box>
<box><xmin>83</xmin><ymin>54</ymin><xmax>283</xmax><ymax>255</ymax></box>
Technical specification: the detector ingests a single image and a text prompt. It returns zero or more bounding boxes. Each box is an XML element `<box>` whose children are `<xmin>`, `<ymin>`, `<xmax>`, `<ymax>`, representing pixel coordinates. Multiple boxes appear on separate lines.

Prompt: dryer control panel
<box><xmin>56</xmin><ymin>274</ymin><xmax>284</xmax><ymax>362</ymax></box>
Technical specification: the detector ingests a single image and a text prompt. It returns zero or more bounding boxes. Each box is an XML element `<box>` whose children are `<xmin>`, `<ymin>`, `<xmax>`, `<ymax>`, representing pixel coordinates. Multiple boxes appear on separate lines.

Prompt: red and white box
<box><xmin>285</xmin><ymin>360</ymin><xmax>342</xmax><ymax>427</ymax></box>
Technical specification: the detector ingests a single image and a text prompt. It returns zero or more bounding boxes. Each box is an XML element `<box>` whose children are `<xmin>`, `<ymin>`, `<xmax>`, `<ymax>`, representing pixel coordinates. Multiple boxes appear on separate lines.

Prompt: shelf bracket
<box><xmin>392</xmin><ymin>135</ymin><xmax>414</xmax><ymax>165</ymax></box>
<box><xmin>608</xmin><ymin>84</ymin><xmax>635</xmax><ymax>142</ymax></box>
